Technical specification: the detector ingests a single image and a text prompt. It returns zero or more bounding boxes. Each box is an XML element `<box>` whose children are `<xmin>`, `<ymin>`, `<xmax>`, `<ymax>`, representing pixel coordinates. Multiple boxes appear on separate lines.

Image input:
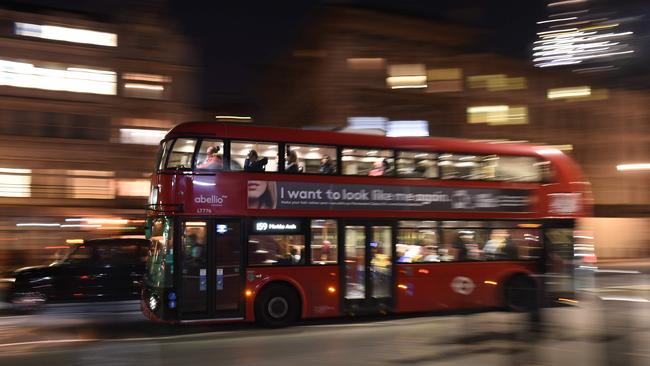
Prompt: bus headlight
<box><xmin>148</xmin><ymin>294</ymin><xmax>159</xmax><ymax>311</ymax></box>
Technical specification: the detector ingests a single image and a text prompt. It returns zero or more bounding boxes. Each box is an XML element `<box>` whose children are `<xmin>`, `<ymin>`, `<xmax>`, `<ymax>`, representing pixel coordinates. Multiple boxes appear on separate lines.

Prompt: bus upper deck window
<box><xmin>166</xmin><ymin>138</ymin><xmax>197</xmax><ymax>170</ymax></box>
<box><xmin>195</xmin><ymin>139</ymin><xmax>225</xmax><ymax>171</ymax></box>
<box><xmin>286</xmin><ymin>144</ymin><xmax>337</xmax><ymax>174</ymax></box>
<box><xmin>230</xmin><ymin>141</ymin><xmax>279</xmax><ymax>172</ymax></box>
<box><xmin>342</xmin><ymin>148</ymin><xmax>394</xmax><ymax>176</ymax></box>
<box><xmin>157</xmin><ymin>140</ymin><xmax>171</xmax><ymax>171</ymax></box>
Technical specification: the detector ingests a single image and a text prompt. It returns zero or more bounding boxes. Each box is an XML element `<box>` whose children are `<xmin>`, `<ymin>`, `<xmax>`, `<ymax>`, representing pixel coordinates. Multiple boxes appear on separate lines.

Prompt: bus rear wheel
<box><xmin>504</xmin><ymin>275</ymin><xmax>536</xmax><ymax>312</ymax></box>
<box><xmin>255</xmin><ymin>284</ymin><xmax>300</xmax><ymax>328</ymax></box>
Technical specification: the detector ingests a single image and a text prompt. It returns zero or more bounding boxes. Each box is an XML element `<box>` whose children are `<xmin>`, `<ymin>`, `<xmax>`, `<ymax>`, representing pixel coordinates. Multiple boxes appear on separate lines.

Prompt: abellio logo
<box><xmin>194</xmin><ymin>194</ymin><xmax>227</xmax><ymax>206</ymax></box>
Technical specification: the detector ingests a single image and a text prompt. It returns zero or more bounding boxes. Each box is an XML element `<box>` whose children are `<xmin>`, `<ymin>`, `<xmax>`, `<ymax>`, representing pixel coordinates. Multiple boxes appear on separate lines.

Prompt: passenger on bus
<box><xmin>197</xmin><ymin>146</ymin><xmax>223</xmax><ymax>170</ymax></box>
<box><xmin>319</xmin><ymin>155</ymin><xmax>336</xmax><ymax>175</ymax></box>
<box><xmin>369</xmin><ymin>160</ymin><xmax>385</xmax><ymax>176</ymax></box>
<box><xmin>285</xmin><ymin>150</ymin><xmax>301</xmax><ymax>173</ymax></box>
<box><xmin>244</xmin><ymin>150</ymin><xmax>268</xmax><ymax>172</ymax></box>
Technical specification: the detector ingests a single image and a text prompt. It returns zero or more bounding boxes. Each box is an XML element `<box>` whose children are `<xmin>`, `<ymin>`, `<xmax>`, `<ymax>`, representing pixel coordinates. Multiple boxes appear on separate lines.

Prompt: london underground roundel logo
<box><xmin>451</xmin><ymin>276</ymin><xmax>475</xmax><ymax>295</ymax></box>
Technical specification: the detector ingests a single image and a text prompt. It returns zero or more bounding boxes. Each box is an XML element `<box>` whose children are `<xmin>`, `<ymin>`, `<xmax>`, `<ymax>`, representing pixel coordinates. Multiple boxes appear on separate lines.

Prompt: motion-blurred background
<box><xmin>1</xmin><ymin>0</ymin><xmax>649</xmax><ymax>273</ymax></box>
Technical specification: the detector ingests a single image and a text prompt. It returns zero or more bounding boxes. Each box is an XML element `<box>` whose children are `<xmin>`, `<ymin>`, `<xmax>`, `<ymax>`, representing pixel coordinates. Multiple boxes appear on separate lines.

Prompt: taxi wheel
<box><xmin>255</xmin><ymin>283</ymin><xmax>300</xmax><ymax>328</ymax></box>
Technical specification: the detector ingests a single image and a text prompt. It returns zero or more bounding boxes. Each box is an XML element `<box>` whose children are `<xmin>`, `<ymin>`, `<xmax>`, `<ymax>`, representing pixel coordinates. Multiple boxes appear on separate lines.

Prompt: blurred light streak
<box><xmin>65</xmin><ymin>239</ymin><xmax>84</xmax><ymax>244</ymax></box>
<box><xmin>119</xmin><ymin>128</ymin><xmax>167</xmax><ymax>145</ymax></box>
<box><xmin>548</xmin><ymin>86</ymin><xmax>591</xmax><ymax>99</ymax></box>
<box><xmin>45</xmin><ymin>246</ymin><xmax>69</xmax><ymax>249</ymax></box>
<box><xmin>60</xmin><ymin>224</ymin><xmax>102</xmax><ymax>228</ymax></box>
<box><xmin>548</xmin><ymin>0</ymin><xmax>587</xmax><ymax>7</ymax></box>
<box><xmin>537</xmin><ymin>17</ymin><xmax>577</xmax><ymax>24</ymax></box>
<box><xmin>599</xmin><ymin>296</ymin><xmax>649</xmax><ymax>303</ymax></box>
<box><xmin>14</xmin><ymin>22</ymin><xmax>117</xmax><ymax>47</ymax></box>
<box><xmin>214</xmin><ymin>115</ymin><xmax>252</xmax><ymax>121</ymax></box>
<box><xmin>617</xmin><ymin>163</ymin><xmax>650</xmax><ymax>171</ymax></box>
<box><xmin>467</xmin><ymin>105</ymin><xmax>509</xmax><ymax>113</ymax></box>
<box><xmin>484</xmin><ymin>281</ymin><xmax>498</xmax><ymax>285</ymax></box>
<box><xmin>16</xmin><ymin>223</ymin><xmax>60</xmax><ymax>227</ymax></box>
<box><xmin>123</xmin><ymin>83</ymin><xmax>164</xmax><ymax>91</ymax></box>
<box><xmin>558</xmin><ymin>297</ymin><xmax>579</xmax><ymax>304</ymax></box>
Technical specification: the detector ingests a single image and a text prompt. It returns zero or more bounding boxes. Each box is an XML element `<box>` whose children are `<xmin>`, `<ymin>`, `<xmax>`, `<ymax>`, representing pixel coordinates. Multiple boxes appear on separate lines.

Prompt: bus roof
<box><xmin>167</xmin><ymin>122</ymin><xmax>557</xmax><ymax>158</ymax></box>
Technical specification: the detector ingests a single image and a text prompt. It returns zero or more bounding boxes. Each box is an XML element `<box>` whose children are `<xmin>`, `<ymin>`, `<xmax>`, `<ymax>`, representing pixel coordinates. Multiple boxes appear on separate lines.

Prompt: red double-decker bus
<box><xmin>142</xmin><ymin>122</ymin><xmax>591</xmax><ymax>326</ymax></box>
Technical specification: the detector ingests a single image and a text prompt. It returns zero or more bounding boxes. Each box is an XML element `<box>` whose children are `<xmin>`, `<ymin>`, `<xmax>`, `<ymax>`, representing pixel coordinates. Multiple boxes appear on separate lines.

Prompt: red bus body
<box><xmin>142</xmin><ymin>122</ymin><xmax>592</xmax><ymax>325</ymax></box>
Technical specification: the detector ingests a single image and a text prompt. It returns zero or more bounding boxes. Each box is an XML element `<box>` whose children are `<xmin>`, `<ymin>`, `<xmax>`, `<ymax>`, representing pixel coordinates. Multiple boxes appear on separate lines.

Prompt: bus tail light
<box><xmin>245</xmin><ymin>289</ymin><xmax>253</xmax><ymax>297</ymax></box>
<box><xmin>327</xmin><ymin>286</ymin><xmax>336</xmax><ymax>294</ymax></box>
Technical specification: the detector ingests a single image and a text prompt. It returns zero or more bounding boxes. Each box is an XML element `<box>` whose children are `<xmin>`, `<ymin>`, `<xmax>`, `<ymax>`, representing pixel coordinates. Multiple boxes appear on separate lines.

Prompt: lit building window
<box><xmin>117</xmin><ymin>179</ymin><xmax>150</xmax><ymax>197</ymax></box>
<box><xmin>347</xmin><ymin>58</ymin><xmax>386</xmax><ymax>70</ymax></box>
<box><xmin>66</xmin><ymin>170</ymin><xmax>115</xmax><ymax>199</ymax></box>
<box><xmin>468</xmin><ymin>74</ymin><xmax>527</xmax><ymax>91</ymax></box>
<box><xmin>427</xmin><ymin>68</ymin><xmax>463</xmax><ymax>92</ymax></box>
<box><xmin>119</xmin><ymin>128</ymin><xmax>167</xmax><ymax>145</ymax></box>
<box><xmin>0</xmin><ymin>168</ymin><xmax>31</xmax><ymax>198</ymax></box>
<box><xmin>122</xmin><ymin>73</ymin><xmax>171</xmax><ymax>99</ymax></box>
<box><xmin>386</xmin><ymin>121</ymin><xmax>429</xmax><ymax>137</ymax></box>
<box><xmin>0</xmin><ymin>59</ymin><xmax>116</xmax><ymax>95</ymax></box>
<box><xmin>467</xmin><ymin>105</ymin><xmax>528</xmax><ymax>125</ymax></box>
<box><xmin>386</xmin><ymin>64</ymin><xmax>427</xmax><ymax>89</ymax></box>
<box><xmin>14</xmin><ymin>22</ymin><xmax>117</xmax><ymax>47</ymax></box>
<box><xmin>346</xmin><ymin>117</ymin><xmax>429</xmax><ymax>136</ymax></box>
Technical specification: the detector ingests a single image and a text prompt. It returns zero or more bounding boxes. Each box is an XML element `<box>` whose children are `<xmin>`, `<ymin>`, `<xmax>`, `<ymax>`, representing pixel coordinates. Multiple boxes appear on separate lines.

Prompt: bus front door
<box><xmin>342</xmin><ymin>222</ymin><xmax>393</xmax><ymax>313</ymax></box>
<box><xmin>179</xmin><ymin>219</ymin><xmax>243</xmax><ymax>320</ymax></box>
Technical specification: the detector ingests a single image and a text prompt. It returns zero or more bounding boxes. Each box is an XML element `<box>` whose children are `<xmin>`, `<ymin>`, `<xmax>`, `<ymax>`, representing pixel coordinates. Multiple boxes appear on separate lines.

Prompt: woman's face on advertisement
<box><xmin>248</xmin><ymin>180</ymin><xmax>268</xmax><ymax>199</ymax></box>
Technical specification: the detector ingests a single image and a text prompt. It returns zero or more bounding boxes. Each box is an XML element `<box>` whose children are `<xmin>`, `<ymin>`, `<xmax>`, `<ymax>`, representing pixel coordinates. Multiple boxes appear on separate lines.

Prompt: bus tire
<box><xmin>503</xmin><ymin>274</ymin><xmax>536</xmax><ymax>312</ymax></box>
<box><xmin>255</xmin><ymin>283</ymin><xmax>300</xmax><ymax>328</ymax></box>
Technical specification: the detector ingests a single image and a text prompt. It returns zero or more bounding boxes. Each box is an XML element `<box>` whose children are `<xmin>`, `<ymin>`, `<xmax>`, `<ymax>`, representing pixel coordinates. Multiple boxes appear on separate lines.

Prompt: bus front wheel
<box><xmin>254</xmin><ymin>283</ymin><xmax>300</xmax><ymax>328</ymax></box>
<box><xmin>504</xmin><ymin>275</ymin><xmax>537</xmax><ymax>312</ymax></box>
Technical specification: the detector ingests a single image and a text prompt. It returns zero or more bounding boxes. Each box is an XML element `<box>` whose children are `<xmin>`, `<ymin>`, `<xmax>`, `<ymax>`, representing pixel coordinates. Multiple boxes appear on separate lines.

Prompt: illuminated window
<box><xmin>166</xmin><ymin>138</ymin><xmax>196</xmax><ymax>170</ymax></box>
<box><xmin>467</xmin><ymin>105</ymin><xmax>528</xmax><ymax>125</ymax></box>
<box><xmin>196</xmin><ymin>139</ymin><xmax>225</xmax><ymax>171</ymax></box>
<box><xmin>119</xmin><ymin>128</ymin><xmax>166</xmax><ymax>145</ymax></box>
<box><xmin>0</xmin><ymin>59</ymin><xmax>116</xmax><ymax>95</ymax></box>
<box><xmin>347</xmin><ymin>58</ymin><xmax>386</xmax><ymax>70</ymax></box>
<box><xmin>122</xmin><ymin>73</ymin><xmax>171</xmax><ymax>99</ymax></box>
<box><xmin>248</xmin><ymin>235</ymin><xmax>305</xmax><ymax>265</ymax></box>
<box><xmin>396</xmin><ymin>152</ymin><xmax>438</xmax><ymax>178</ymax></box>
<box><xmin>468</xmin><ymin>74</ymin><xmax>527</xmax><ymax>91</ymax></box>
<box><xmin>387</xmin><ymin>120</ymin><xmax>429</xmax><ymax>137</ymax></box>
<box><xmin>286</xmin><ymin>144</ymin><xmax>337</xmax><ymax>174</ymax></box>
<box><xmin>397</xmin><ymin>221</ymin><xmax>439</xmax><ymax>263</ymax></box>
<box><xmin>311</xmin><ymin>220</ymin><xmax>338</xmax><ymax>264</ymax></box>
<box><xmin>0</xmin><ymin>168</ymin><xmax>31</xmax><ymax>197</ymax></box>
<box><xmin>14</xmin><ymin>22</ymin><xmax>117</xmax><ymax>47</ymax></box>
<box><xmin>117</xmin><ymin>179</ymin><xmax>150</xmax><ymax>197</ymax></box>
<box><xmin>230</xmin><ymin>141</ymin><xmax>278</xmax><ymax>172</ymax></box>
<box><xmin>66</xmin><ymin>170</ymin><xmax>115</xmax><ymax>199</ymax></box>
<box><xmin>342</xmin><ymin>148</ymin><xmax>394</xmax><ymax>176</ymax></box>
<box><xmin>427</xmin><ymin>68</ymin><xmax>463</xmax><ymax>92</ymax></box>
<box><xmin>386</xmin><ymin>64</ymin><xmax>427</xmax><ymax>89</ymax></box>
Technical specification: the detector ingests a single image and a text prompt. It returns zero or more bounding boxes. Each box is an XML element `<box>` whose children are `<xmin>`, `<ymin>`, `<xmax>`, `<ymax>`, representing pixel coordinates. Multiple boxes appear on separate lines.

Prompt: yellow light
<box><xmin>327</xmin><ymin>286</ymin><xmax>336</xmax><ymax>293</ymax></box>
<box><xmin>484</xmin><ymin>280</ymin><xmax>498</xmax><ymax>285</ymax></box>
<box><xmin>245</xmin><ymin>290</ymin><xmax>253</xmax><ymax>297</ymax></box>
<box><xmin>66</xmin><ymin>239</ymin><xmax>84</xmax><ymax>244</ymax></box>
<box><xmin>186</xmin><ymin>222</ymin><xmax>206</xmax><ymax>227</ymax></box>
<box><xmin>547</xmin><ymin>86</ymin><xmax>591</xmax><ymax>99</ymax></box>
<box><xmin>214</xmin><ymin>115</ymin><xmax>252</xmax><ymax>121</ymax></box>
<box><xmin>123</xmin><ymin>83</ymin><xmax>164</xmax><ymax>91</ymax></box>
<box><xmin>85</xmin><ymin>218</ymin><xmax>129</xmax><ymax>225</ymax></box>
<box><xmin>467</xmin><ymin>105</ymin><xmax>509</xmax><ymax>114</ymax></box>
<box><xmin>558</xmin><ymin>297</ymin><xmax>579</xmax><ymax>304</ymax></box>
<box><xmin>517</xmin><ymin>223</ymin><xmax>542</xmax><ymax>228</ymax></box>
<box><xmin>617</xmin><ymin>163</ymin><xmax>650</xmax><ymax>171</ymax></box>
<box><xmin>398</xmin><ymin>284</ymin><xmax>408</xmax><ymax>290</ymax></box>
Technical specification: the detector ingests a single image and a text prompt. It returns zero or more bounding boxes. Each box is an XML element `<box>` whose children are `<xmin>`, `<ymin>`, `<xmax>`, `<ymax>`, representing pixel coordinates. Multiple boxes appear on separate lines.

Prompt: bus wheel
<box><xmin>504</xmin><ymin>275</ymin><xmax>536</xmax><ymax>312</ymax></box>
<box><xmin>255</xmin><ymin>284</ymin><xmax>300</xmax><ymax>328</ymax></box>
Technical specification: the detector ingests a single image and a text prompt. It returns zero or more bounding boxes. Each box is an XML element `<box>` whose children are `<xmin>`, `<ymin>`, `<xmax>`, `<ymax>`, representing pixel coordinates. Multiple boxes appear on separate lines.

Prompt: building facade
<box><xmin>0</xmin><ymin>3</ymin><xmax>202</xmax><ymax>270</ymax></box>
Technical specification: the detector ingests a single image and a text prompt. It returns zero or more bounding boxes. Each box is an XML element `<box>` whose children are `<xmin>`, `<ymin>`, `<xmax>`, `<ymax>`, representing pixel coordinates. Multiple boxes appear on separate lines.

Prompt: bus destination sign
<box><xmin>247</xmin><ymin>180</ymin><xmax>531</xmax><ymax>213</ymax></box>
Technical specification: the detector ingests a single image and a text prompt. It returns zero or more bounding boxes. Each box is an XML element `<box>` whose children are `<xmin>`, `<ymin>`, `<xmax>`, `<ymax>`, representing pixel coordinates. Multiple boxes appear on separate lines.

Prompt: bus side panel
<box><xmin>394</xmin><ymin>262</ymin><xmax>537</xmax><ymax>313</ymax></box>
<box><xmin>245</xmin><ymin>266</ymin><xmax>340</xmax><ymax>320</ymax></box>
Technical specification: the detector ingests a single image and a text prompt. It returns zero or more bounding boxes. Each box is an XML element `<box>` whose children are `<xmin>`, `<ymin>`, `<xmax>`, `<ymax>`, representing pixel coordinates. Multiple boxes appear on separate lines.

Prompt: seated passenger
<box><xmin>285</xmin><ymin>150</ymin><xmax>301</xmax><ymax>173</ymax></box>
<box><xmin>244</xmin><ymin>150</ymin><xmax>268</xmax><ymax>172</ymax></box>
<box><xmin>197</xmin><ymin>146</ymin><xmax>223</xmax><ymax>170</ymax></box>
<box><xmin>320</xmin><ymin>155</ymin><xmax>336</xmax><ymax>174</ymax></box>
<box><xmin>368</xmin><ymin>160</ymin><xmax>385</xmax><ymax>176</ymax></box>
